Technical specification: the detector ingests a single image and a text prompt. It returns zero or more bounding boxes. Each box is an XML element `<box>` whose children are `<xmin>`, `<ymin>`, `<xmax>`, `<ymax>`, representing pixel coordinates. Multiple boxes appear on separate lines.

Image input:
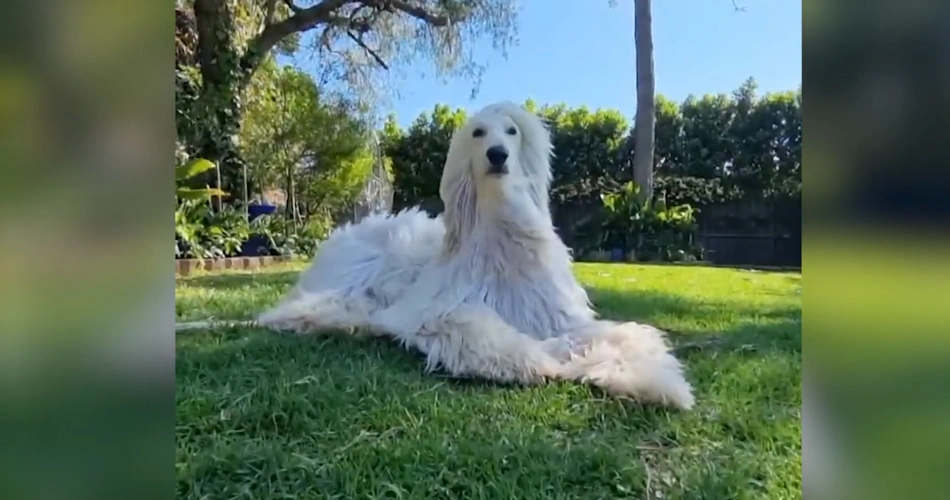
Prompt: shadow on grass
<box><xmin>586</xmin><ymin>286</ymin><xmax>800</xmax><ymax>353</ymax></box>
<box><xmin>586</xmin><ymin>285</ymin><xmax>800</xmax><ymax>321</ymax></box>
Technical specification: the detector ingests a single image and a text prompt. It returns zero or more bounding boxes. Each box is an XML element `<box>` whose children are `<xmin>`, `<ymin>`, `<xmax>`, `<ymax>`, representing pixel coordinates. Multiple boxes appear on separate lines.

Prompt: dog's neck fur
<box><xmin>476</xmin><ymin>194</ymin><xmax>550</xmax><ymax>253</ymax></box>
<box><xmin>444</xmin><ymin>181</ymin><xmax>596</xmax><ymax>339</ymax></box>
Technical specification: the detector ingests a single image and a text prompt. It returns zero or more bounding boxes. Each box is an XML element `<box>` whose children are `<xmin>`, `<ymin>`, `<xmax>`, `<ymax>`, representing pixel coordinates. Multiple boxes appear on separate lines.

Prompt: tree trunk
<box><xmin>193</xmin><ymin>0</ymin><xmax>308</xmax><ymax>205</ymax></box>
<box><xmin>285</xmin><ymin>164</ymin><xmax>294</xmax><ymax>222</ymax></box>
<box><xmin>215</xmin><ymin>164</ymin><xmax>224</xmax><ymax>212</ymax></box>
<box><xmin>242</xmin><ymin>160</ymin><xmax>249</xmax><ymax>221</ymax></box>
<box><xmin>193</xmin><ymin>0</ymin><xmax>245</xmax><ymax>205</ymax></box>
<box><xmin>633</xmin><ymin>0</ymin><xmax>656</xmax><ymax>205</ymax></box>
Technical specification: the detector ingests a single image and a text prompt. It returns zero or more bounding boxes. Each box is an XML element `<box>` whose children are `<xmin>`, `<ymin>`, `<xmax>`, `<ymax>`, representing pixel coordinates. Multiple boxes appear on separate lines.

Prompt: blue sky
<box><xmin>288</xmin><ymin>1</ymin><xmax>801</xmax><ymax>126</ymax></box>
<box><xmin>384</xmin><ymin>0</ymin><xmax>801</xmax><ymax>126</ymax></box>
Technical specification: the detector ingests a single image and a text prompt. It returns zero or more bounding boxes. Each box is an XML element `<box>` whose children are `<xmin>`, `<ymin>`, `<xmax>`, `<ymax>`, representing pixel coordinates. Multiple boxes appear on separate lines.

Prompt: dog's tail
<box><xmin>254</xmin><ymin>293</ymin><xmax>693</xmax><ymax>410</ymax></box>
<box><xmin>412</xmin><ymin>312</ymin><xmax>694</xmax><ymax>409</ymax></box>
<box><xmin>546</xmin><ymin>322</ymin><xmax>695</xmax><ymax>409</ymax></box>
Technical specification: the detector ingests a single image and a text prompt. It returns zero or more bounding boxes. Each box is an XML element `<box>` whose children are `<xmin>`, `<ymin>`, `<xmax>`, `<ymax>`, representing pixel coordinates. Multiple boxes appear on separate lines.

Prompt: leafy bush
<box><xmin>653</xmin><ymin>176</ymin><xmax>742</xmax><ymax>207</ymax></box>
<box><xmin>382</xmin><ymin>80</ymin><xmax>801</xmax><ymax>227</ymax></box>
<box><xmin>250</xmin><ymin>214</ymin><xmax>323</xmax><ymax>258</ymax></box>
<box><xmin>382</xmin><ymin>105</ymin><xmax>466</xmax><ymax>210</ymax></box>
<box><xmin>600</xmin><ymin>182</ymin><xmax>703</xmax><ymax>262</ymax></box>
<box><xmin>175</xmin><ymin>153</ymin><xmax>324</xmax><ymax>259</ymax></box>
<box><xmin>176</xmin><ymin>156</ymin><xmax>232</xmax><ymax>258</ymax></box>
<box><xmin>600</xmin><ymin>182</ymin><xmax>643</xmax><ymax>254</ymax></box>
<box><xmin>175</xmin><ymin>201</ymin><xmax>321</xmax><ymax>260</ymax></box>
<box><xmin>383</xmin><ymin>103</ymin><xmax>630</xmax><ymax>211</ymax></box>
<box><xmin>175</xmin><ymin>202</ymin><xmax>248</xmax><ymax>259</ymax></box>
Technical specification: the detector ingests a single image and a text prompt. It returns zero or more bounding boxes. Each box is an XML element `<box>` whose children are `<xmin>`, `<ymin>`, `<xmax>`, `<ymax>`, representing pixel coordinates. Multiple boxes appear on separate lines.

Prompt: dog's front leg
<box><xmin>369</xmin><ymin>263</ymin><xmax>473</xmax><ymax>341</ymax></box>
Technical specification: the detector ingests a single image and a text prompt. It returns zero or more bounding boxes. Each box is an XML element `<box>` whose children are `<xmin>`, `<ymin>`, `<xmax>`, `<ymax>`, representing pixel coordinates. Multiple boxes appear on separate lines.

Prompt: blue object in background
<box><xmin>241</xmin><ymin>203</ymin><xmax>278</xmax><ymax>256</ymax></box>
<box><xmin>240</xmin><ymin>235</ymin><xmax>271</xmax><ymax>257</ymax></box>
<box><xmin>247</xmin><ymin>203</ymin><xmax>277</xmax><ymax>222</ymax></box>
<box><xmin>610</xmin><ymin>248</ymin><xmax>624</xmax><ymax>262</ymax></box>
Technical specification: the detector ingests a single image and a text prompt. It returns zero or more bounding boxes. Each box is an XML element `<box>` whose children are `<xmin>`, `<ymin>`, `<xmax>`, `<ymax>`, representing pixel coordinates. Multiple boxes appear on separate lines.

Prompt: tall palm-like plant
<box><xmin>176</xmin><ymin>158</ymin><xmax>226</xmax><ymax>200</ymax></box>
<box><xmin>175</xmin><ymin>157</ymin><xmax>229</xmax><ymax>258</ymax></box>
<box><xmin>633</xmin><ymin>0</ymin><xmax>655</xmax><ymax>204</ymax></box>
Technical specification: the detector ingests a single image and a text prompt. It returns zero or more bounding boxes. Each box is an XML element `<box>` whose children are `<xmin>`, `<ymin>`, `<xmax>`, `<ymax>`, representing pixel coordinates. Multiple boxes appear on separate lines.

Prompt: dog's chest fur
<box><xmin>457</xmin><ymin>225</ymin><xmax>595</xmax><ymax>339</ymax></box>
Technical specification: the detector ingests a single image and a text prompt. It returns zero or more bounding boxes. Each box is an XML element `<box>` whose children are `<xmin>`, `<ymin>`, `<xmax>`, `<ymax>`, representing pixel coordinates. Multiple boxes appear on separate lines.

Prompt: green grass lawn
<box><xmin>176</xmin><ymin>262</ymin><xmax>802</xmax><ymax>499</ymax></box>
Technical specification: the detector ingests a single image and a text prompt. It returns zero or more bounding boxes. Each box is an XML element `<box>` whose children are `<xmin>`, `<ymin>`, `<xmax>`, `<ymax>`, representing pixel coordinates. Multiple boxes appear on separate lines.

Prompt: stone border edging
<box><xmin>175</xmin><ymin>255</ymin><xmax>294</xmax><ymax>276</ymax></box>
<box><xmin>175</xmin><ymin>255</ymin><xmax>798</xmax><ymax>277</ymax></box>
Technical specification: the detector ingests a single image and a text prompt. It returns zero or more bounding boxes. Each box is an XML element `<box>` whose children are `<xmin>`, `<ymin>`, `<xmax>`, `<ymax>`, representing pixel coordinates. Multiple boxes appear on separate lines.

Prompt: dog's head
<box><xmin>440</xmin><ymin>101</ymin><xmax>554</xmax><ymax>252</ymax></box>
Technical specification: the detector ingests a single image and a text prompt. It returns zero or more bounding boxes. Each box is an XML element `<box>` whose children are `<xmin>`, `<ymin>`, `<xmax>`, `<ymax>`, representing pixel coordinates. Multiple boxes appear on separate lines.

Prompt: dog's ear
<box><xmin>509</xmin><ymin>105</ymin><xmax>554</xmax><ymax>217</ymax></box>
<box><xmin>440</xmin><ymin>132</ymin><xmax>477</xmax><ymax>254</ymax></box>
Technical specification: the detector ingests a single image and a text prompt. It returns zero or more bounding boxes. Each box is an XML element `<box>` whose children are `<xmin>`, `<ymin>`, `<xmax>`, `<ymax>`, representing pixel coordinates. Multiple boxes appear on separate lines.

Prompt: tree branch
<box><xmin>731</xmin><ymin>0</ymin><xmax>746</xmax><ymax>12</ymax></box>
<box><xmin>244</xmin><ymin>0</ymin><xmax>350</xmax><ymax>74</ymax></box>
<box><xmin>282</xmin><ymin>0</ymin><xmax>304</xmax><ymax>14</ymax></box>
<box><xmin>243</xmin><ymin>0</ymin><xmax>456</xmax><ymax>78</ymax></box>
<box><xmin>264</xmin><ymin>0</ymin><xmax>278</xmax><ymax>26</ymax></box>
<box><xmin>345</xmin><ymin>30</ymin><xmax>389</xmax><ymax>69</ymax></box>
<box><xmin>385</xmin><ymin>0</ymin><xmax>451</xmax><ymax>26</ymax></box>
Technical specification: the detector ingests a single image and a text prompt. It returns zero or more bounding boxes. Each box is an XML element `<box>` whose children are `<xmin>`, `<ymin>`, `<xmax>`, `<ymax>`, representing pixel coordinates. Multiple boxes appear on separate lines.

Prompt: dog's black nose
<box><xmin>486</xmin><ymin>145</ymin><xmax>508</xmax><ymax>169</ymax></box>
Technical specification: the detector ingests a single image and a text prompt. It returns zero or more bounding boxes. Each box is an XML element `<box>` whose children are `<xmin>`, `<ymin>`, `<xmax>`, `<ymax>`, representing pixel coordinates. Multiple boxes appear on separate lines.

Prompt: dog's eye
<box><xmin>506</xmin><ymin>126</ymin><xmax>517</xmax><ymax>136</ymax></box>
<box><xmin>472</xmin><ymin>128</ymin><xmax>485</xmax><ymax>138</ymax></box>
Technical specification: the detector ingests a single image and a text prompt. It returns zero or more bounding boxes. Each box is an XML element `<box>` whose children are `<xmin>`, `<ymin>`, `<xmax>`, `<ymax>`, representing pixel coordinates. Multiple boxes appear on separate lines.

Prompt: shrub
<box><xmin>599</xmin><ymin>182</ymin><xmax>704</xmax><ymax>262</ymax></box>
<box><xmin>175</xmin><ymin>201</ymin><xmax>321</xmax><ymax>259</ymax></box>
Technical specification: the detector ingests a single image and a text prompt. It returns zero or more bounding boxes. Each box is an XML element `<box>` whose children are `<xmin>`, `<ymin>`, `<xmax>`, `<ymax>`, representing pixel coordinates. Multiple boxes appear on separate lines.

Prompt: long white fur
<box><xmin>257</xmin><ymin>101</ymin><xmax>695</xmax><ymax>409</ymax></box>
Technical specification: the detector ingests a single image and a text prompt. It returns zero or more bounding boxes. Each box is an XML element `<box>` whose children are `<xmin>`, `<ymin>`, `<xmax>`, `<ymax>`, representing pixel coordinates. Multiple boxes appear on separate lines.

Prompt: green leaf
<box><xmin>177</xmin><ymin>186</ymin><xmax>227</xmax><ymax>200</ymax></box>
<box><xmin>176</xmin><ymin>158</ymin><xmax>216</xmax><ymax>181</ymax></box>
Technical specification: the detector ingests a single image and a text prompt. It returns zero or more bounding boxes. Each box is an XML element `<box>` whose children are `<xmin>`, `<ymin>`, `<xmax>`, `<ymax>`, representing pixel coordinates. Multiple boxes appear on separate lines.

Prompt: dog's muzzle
<box><xmin>486</xmin><ymin>145</ymin><xmax>509</xmax><ymax>175</ymax></box>
<box><xmin>487</xmin><ymin>163</ymin><xmax>509</xmax><ymax>175</ymax></box>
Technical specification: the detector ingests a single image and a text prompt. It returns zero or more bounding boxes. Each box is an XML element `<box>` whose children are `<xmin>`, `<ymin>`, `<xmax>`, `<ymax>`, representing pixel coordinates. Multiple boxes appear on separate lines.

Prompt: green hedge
<box><xmin>379</xmin><ymin>79</ymin><xmax>801</xmax><ymax>259</ymax></box>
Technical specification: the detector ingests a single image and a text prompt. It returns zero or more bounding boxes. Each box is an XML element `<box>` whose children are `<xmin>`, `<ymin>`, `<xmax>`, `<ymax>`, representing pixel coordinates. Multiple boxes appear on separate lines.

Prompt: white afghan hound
<box><xmin>258</xmin><ymin>101</ymin><xmax>695</xmax><ymax>409</ymax></box>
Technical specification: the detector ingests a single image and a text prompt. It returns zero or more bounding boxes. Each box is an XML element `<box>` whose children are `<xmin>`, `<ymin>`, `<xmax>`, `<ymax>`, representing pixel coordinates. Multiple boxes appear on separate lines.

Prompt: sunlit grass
<box><xmin>176</xmin><ymin>262</ymin><xmax>801</xmax><ymax>499</ymax></box>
